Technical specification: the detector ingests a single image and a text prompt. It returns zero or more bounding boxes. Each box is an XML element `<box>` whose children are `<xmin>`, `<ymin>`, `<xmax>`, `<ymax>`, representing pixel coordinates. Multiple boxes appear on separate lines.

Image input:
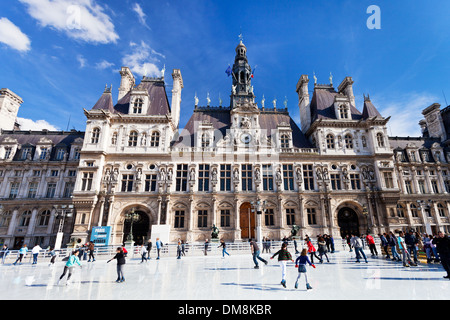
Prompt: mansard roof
<box><xmin>173</xmin><ymin>106</ymin><xmax>312</xmax><ymax>149</ymax></box>
<box><xmin>0</xmin><ymin>130</ymin><xmax>84</xmax><ymax>146</ymax></box>
<box><xmin>362</xmin><ymin>98</ymin><xmax>383</xmax><ymax>119</ymax></box>
<box><xmin>309</xmin><ymin>87</ymin><xmax>362</xmax><ymax>122</ymax></box>
<box><xmin>91</xmin><ymin>78</ymin><xmax>171</xmax><ymax>116</ymax></box>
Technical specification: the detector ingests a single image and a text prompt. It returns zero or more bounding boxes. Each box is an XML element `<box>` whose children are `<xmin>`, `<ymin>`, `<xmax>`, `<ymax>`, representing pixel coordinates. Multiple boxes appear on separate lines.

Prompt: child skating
<box><xmin>57</xmin><ymin>250</ymin><xmax>82</xmax><ymax>286</ymax></box>
<box><xmin>270</xmin><ymin>242</ymin><xmax>294</xmax><ymax>288</ymax></box>
<box><xmin>295</xmin><ymin>249</ymin><xmax>315</xmax><ymax>290</ymax></box>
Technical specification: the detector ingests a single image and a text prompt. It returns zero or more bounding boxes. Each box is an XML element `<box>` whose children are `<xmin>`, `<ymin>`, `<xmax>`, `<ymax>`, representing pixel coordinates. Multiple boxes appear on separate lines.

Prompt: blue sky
<box><xmin>1</xmin><ymin>0</ymin><xmax>449</xmax><ymax>136</ymax></box>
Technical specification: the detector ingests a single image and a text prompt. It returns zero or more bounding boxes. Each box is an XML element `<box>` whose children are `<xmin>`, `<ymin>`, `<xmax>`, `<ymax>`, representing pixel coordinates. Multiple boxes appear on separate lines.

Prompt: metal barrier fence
<box><xmin>0</xmin><ymin>238</ymin><xmax>377</xmax><ymax>264</ymax></box>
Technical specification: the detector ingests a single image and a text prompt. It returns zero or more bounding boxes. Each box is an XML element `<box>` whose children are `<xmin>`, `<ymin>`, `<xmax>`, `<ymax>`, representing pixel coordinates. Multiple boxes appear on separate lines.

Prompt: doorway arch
<box><xmin>240</xmin><ymin>202</ymin><xmax>255</xmax><ymax>239</ymax></box>
<box><xmin>337</xmin><ymin>207</ymin><xmax>360</xmax><ymax>238</ymax></box>
<box><xmin>122</xmin><ymin>209</ymin><xmax>150</xmax><ymax>245</ymax></box>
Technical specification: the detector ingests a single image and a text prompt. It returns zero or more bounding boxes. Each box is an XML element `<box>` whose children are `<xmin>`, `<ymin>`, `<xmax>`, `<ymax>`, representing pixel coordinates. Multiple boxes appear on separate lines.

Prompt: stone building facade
<box><xmin>0</xmin><ymin>40</ymin><xmax>449</xmax><ymax>248</ymax></box>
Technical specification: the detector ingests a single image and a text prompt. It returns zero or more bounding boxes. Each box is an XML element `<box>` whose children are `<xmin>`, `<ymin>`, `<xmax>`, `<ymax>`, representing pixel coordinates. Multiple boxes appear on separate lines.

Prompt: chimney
<box><xmin>296</xmin><ymin>74</ymin><xmax>310</xmax><ymax>132</ymax></box>
<box><xmin>171</xmin><ymin>69</ymin><xmax>184</xmax><ymax>130</ymax></box>
<box><xmin>118</xmin><ymin>67</ymin><xmax>135</xmax><ymax>101</ymax></box>
<box><xmin>338</xmin><ymin>77</ymin><xmax>355</xmax><ymax>106</ymax></box>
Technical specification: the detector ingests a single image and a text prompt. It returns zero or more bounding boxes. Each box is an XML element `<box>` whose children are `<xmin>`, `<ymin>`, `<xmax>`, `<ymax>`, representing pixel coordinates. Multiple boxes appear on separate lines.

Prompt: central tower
<box><xmin>230</xmin><ymin>40</ymin><xmax>256</xmax><ymax>110</ymax></box>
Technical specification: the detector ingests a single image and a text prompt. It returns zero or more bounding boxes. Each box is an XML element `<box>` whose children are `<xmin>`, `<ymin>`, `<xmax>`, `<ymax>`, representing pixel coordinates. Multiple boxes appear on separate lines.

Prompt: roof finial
<box><xmin>238</xmin><ymin>28</ymin><xmax>244</xmax><ymax>44</ymax></box>
<box><xmin>313</xmin><ymin>72</ymin><xmax>317</xmax><ymax>84</ymax></box>
<box><xmin>329</xmin><ymin>72</ymin><xmax>333</xmax><ymax>85</ymax></box>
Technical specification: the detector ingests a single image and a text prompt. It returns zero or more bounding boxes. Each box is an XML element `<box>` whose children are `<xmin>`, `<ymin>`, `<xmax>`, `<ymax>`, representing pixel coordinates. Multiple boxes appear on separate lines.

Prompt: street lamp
<box><xmin>362</xmin><ymin>204</ymin><xmax>370</xmax><ymax>234</ymax></box>
<box><xmin>125</xmin><ymin>208</ymin><xmax>140</xmax><ymax>242</ymax></box>
<box><xmin>53</xmin><ymin>204</ymin><xmax>74</xmax><ymax>250</ymax></box>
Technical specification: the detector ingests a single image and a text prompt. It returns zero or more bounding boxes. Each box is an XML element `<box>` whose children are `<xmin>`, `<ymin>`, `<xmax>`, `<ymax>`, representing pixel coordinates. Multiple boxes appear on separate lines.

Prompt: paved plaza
<box><xmin>0</xmin><ymin>248</ymin><xmax>448</xmax><ymax>300</ymax></box>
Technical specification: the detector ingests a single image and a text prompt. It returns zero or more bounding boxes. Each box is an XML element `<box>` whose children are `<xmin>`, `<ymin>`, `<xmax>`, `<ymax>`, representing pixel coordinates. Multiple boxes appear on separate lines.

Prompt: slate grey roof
<box><xmin>92</xmin><ymin>78</ymin><xmax>171</xmax><ymax>116</ymax></box>
<box><xmin>309</xmin><ymin>87</ymin><xmax>362</xmax><ymax>122</ymax></box>
<box><xmin>362</xmin><ymin>99</ymin><xmax>383</xmax><ymax>119</ymax></box>
<box><xmin>173</xmin><ymin>107</ymin><xmax>312</xmax><ymax>149</ymax></box>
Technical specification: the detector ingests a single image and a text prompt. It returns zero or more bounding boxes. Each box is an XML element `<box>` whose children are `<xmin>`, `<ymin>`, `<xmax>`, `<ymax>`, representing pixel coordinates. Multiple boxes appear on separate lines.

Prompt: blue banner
<box><xmin>90</xmin><ymin>226</ymin><xmax>112</xmax><ymax>246</ymax></box>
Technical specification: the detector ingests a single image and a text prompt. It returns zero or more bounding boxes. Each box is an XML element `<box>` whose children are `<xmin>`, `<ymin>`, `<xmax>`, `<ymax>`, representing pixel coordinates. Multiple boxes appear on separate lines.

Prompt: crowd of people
<box><xmin>0</xmin><ymin>230</ymin><xmax>449</xmax><ymax>288</ymax></box>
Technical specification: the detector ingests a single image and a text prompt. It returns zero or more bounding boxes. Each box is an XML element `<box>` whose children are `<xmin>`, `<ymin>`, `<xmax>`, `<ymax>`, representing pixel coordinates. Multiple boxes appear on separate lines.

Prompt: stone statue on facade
<box><xmin>211</xmin><ymin>224</ymin><xmax>219</xmax><ymax>239</ymax></box>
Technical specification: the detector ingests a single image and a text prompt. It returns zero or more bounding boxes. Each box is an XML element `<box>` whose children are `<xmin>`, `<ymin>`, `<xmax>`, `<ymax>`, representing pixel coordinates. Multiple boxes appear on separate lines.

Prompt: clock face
<box><xmin>240</xmin><ymin>133</ymin><xmax>252</xmax><ymax>144</ymax></box>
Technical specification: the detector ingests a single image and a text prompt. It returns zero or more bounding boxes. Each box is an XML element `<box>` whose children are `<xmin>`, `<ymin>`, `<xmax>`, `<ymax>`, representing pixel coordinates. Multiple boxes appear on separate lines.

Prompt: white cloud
<box><xmin>122</xmin><ymin>41</ymin><xmax>165</xmax><ymax>77</ymax></box>
<box><xmin>132</xmin><ymin>3</ymin><xmax>150</xmax><ymax>29</ymax></box>
<box><xmin>18</xmin><ymin>0</ymin><xmax>119</xmax><ymax>44</ymax></box>
<box><xmin>17</xmin><ymin>117</ymin><xmax>60</xmax><ymax>131</ymax></box>
<box><xmin>77</xmin><ymin>54</ymin><xmax>87</xmax><ymax>68</ymax></box>
<box><xmin>95</xmin><ymin>59</ymin><xmax>114</xmax><ymax>70</ymax></box>
<box><xmin>0</xmin><ymin>17</ymin><xmax>31</xmax><ymax>52</ymax></box>
<box><xmin>375</xmin><ymin>92</ymin><xmax>438</xmax><ymax>137</ymax></box>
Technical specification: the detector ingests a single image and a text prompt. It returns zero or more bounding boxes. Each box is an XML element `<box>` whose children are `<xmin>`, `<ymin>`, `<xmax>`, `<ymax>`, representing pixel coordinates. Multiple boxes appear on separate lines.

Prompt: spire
<box><xmin>362</xmin><ymin>95</ymin><xmax>383</xmax><ymax>119</ymax></box>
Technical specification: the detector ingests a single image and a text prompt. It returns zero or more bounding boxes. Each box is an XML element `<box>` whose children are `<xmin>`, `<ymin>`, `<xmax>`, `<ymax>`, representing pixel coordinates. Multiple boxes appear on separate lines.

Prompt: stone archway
<box><xmin>123</xmin><ymin>210</ymin><xmax>150</xmax><ymax>245</ymax></box>
<box><xmin>337</xmin><ymin>207</ymin><xmax>360</xmax><ymax>239</ymax></box>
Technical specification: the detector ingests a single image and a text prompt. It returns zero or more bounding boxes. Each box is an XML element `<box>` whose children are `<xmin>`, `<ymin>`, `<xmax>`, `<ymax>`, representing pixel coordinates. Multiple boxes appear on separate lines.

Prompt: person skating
<box><xmin>204</xmin><ymin>239</ymin><xmax>209</xmax><ymax>256</ymax></box>
<box><xmin>140</xmin><ymin>244</ymin><xmax>148</xmax><ymax>263</ymax></box>
<box><xmin>31</xmin><ymin>244</ymin><xmax>42</xmax><ymax>265</ymax></box>
<box><xmin>250</xmin><ymin>239</ymin><xmax>267</xmax><ymax>269</ymax></box>
<box><xmin>405</xmin><ymin>230</ymin><xmax>419</xmax><ymax>264</ymax></box>
<box><xmin>432</xmin><ymin>231</ymin><xmax>450</xmax><ymax>280</ymax></box>
<box><xmin>305</xmin><ymin>237</ymin><xmax>322</xmax><ymax>264</ymax></box>
<box><xmin>366</xmin><ymin>234</ymin><xmax>378</xmax><ymax>257</ymax></box>
<box><xmin>146</xmin><ymin>239</ymin><xmax>152</xmax><ymax>260</ymax></box>
<box><xmin>397</xmin><ymin>231</ymin><xmax>416</xmax><ymax>267</ymax></box>
<box><xmin>177</xmin><ymin>240</ymin><xmax>182</xmax><ymax>259</ymax></box>
<box><xmin>388</xmin><ymin>232</ymin><xmax>401</xmax><ymax>261</ymax></box>
<box><xmin>379</xmin><ymin>233</ymin><xmax>390</xmax><ymax>259</ymax></box>
<box><xmin>317</xmin><ymin>236</ymin><xmax>330</xmax><ymax>263</ymax></box>
<box><xmin>48</xmin><ymin>247</ymin><xmax>57</xmax><ymax>266</ymax></box>
<box><xmin>87</xmin><ymin>241</ymin><xmax>96</xmax><ymax>262</ymax></box>
<box><xmin>0</xmin><ymin>244</ymin><xmax>9</xmax><ymax>264</ymax></box>
<box><xmin>57</xmin><ymin>250</ymin><xmax>82</xmax><ymax>286</ymax></box>
<box><xmin>218</xmin><ymin>239</ymin><xmax>230</xmax><ymax>258</ymax></box>
<box><xmin>350</xmin><ymin>235</ymin><xmax>368</xmax><ymax>263</ymax></box>
<box><xmin>155</xmin><ymin>238</ymin><xmax>163</xmax><ymax>260</ymax></box>
<box><xmin>13</xmin><ymin>244</ymin><xmax>28</xmax><ymax>265</ymax></box>
<box><xmin>270</xmin><ymin>242</ymin><xmax>294</xmax><ymax>288</ymax></box>
<box><xmin>107</xmin><ymin>247</ymin><xmax>126</xmax><ymax>283</ymax></box>
<box><xmin>295</xmin><ymin>249</ymin><xmax>316</xmax><ymax>290</ymax></box>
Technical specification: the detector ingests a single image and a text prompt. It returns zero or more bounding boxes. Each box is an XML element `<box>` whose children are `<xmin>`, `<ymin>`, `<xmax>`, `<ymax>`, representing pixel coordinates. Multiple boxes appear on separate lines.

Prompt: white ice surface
<box><xmin>0</xmin><ymin>249</ymin><xmax>448</xmax><ymax>300</ymax></box>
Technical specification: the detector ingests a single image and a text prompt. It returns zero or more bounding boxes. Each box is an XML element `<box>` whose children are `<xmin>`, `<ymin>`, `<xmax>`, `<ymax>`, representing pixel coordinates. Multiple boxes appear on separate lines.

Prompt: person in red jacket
<box><xmin>366</xmin><ymin>234</ymin><xmax>378</xmax><ymax>257</ymax></box>
<box><xmin>305</xmin><ymin>237</ymin><xmax>322</xmax><ymax>264</ymax></box>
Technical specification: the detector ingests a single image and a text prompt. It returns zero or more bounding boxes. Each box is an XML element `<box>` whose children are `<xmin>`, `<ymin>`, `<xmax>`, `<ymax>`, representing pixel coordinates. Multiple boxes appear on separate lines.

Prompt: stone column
<box><xmin>26</xmin><ymin>207</ymin><xmax>39</xmax><ymax>237</ymax></box>
<box><xmin>97</xmin><ymin>197</ymin><xmax>106</xmax><ymax>227</ymax></box>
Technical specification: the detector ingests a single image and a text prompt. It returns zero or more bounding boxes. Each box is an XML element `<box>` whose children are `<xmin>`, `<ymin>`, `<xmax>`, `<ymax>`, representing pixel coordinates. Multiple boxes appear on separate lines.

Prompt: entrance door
<box><xmin>123</xmin><ymin>211</ymin><xmax>150</xmax><ymax>245</ymax></box>
<box><xmin>240</xmin><ymin>203</ymin><xmax>255</xmax><ymax>239</ymax></box>
<box><xmin>337</xmin><ymin>207</ymin><xmax>359</xmax><ymax>238</ymax></box>
<box><xmin>13</xmin><ymin>237</ymin><xmax>24</xmax><ymax>250</ymax></box>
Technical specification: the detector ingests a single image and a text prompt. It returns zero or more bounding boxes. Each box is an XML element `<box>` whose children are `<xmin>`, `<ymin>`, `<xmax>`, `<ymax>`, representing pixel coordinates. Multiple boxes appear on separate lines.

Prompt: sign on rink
<box><xmin>90</xmin><ymin>226</ymin><xmax>112</xmax><ymax>246</ymax></box>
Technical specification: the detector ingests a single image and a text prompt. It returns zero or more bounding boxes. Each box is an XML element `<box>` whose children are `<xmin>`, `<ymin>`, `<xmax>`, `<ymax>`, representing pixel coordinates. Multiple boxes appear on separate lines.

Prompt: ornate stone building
<box><xmin>0</xmin><ymin>40</ymin><xmax>449</xmax><ymax>248</ymax></box>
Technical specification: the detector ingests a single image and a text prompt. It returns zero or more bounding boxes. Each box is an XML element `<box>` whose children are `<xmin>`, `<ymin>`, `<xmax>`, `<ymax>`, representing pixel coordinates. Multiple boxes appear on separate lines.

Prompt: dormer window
<box><xmin>91</xmin><ymin>127</ymin><xmax>100</xmax><ymax>144</ymax></box>
<box><xmin>201</xmin><ymin>133</ymin><xmax>211</xmax><ymax>148</ymax></box>
<box><xmin>376</xmin><ymin>133</ymin><xmax>385</xmax><ymax>148</ymax></box>
<box><xmin>338</xmin><ymin>105</ymin><xmax>350</xmax><ymax>119</ymax></box>
<box><xmin>344</xmin><ymin>134</ymin><xmax>353</xmax><ymax>149</ymax></box>
<box><xmin>280</xmin><ymin>134</ymin><xmax>290</xmax><ymax>149</ymax></box>
<box><xmin>56</xmin><ymin>148</ymin><xmax>65</xmax><ymax>160</ymax></box>
<box><xmin>326</xmin><ymin>134</ymin><xmax>335</xmax><ymax>149</ymax></box>
<box><xmin>133</xmin><ymin>98</ymin><xmax>143</xmax><ymax>114</ymax></box>
<box><xmin>21</xmin><ymin>147</ymin><xmax>32</xmax><ymax>160</ymax></box>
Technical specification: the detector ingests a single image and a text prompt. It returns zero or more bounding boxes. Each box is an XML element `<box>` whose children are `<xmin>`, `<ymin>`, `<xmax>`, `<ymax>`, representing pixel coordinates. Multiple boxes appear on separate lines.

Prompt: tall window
<box><xmin>220</xmin><ymin>164</ymin><xmax>231</xmax><ymax>191</ymax></box>
<box><xmin>307</xmin><ymin>208</ymin><xmax>317</xmax><ymax>225</ymax></box>
<box><xmin>121</xmin><ymin>174</ymin><xmax>134</xmax><ymax>192</ymax></box>
<box><xmin>27</xmin><ymin>182</ymin><xmax>39</xmax><ymax>198</ymax></box>
<box><xmin>39</xmin><ymin>147</ymin><xmax>48</xmax><ymax>160</ymax></box>
<box><xmin>350</xmin><ymin>173</ymin><xmax>361</xmax><ymax>190</ymax></box>
<box><xmin>81</xmin><ymin>172</ymin><xmax>93</xmax><ymax>191</ymax></box>
<box><xmin>383</xmin><ymin>172</ymin><xmax>394</xmax><ymax>189</ymax></box>
<box><xmin>445</xmin><ymin>180</ymin><xmax>450</xmax><ymax>193</ymax></box>
<box><xmin>38</xmin><ymin>210</ymin><xmax>51</xmax><ymax>226</ymax></box>
<box><xmin>344</xmin><ymin>134</ymin><xmax>353</xmax><ymax>149</ymax></box>
<box><xmin>4</xmin><ymin>147</ymin><xmax>12</xmax><ymax>159</ymax></box>
<box><xmin>404</xmin><ymin>180</ymin><xmax>413</xmax><ymax>194</ymax></box>
<box><xmin>198</xmin><ymin>210</ymin><xmax>208</xmax><ymax>228</ymax></box>
<box><xmin>303</xmin><ymin>164</ymin><xmax>314</xmax><ymax>191</ymax></box>
<box><xmin>418</xmin><ymin>180</ymin><xmax>426</xmax><ymax>194</ymax></box>
<box><xmin>410</xmin><ymin>204</ymin><xmax>419</xmax><ymax>218</ymax></box>
<box><xmin>437</xmin><ymin>204</ymin><xmax>446</xmax><ymax>217</ymax></box>
<box><xmin>56</xmin><ymin>148</ymin><xmax>65</xmax><ymax>160</ymax></box>
<box><xmin>396</xmin><ymin>204</ymin><xmax>405</xmax><ymax>217</ymax></box>
<box><xmin>241</xmin><ymin>164</ymin><xmax>252</xmax><ymax>191</ymax></box>
<box><xmin>21</xmin><ymin>147</ymin><xmax>32</xmax><ymax>160</ymax></box>
<box><xmin>280</xmin><ymin>134</ymin><xmax>289</xmax><ymax>149</ymax></box>
<box><xmin>198</xmin><ymin>164</ymin><xmax>210</xmax><ymax>192</ymax></box>
<box><xmin>265</xmin><ymin>208</ymin><xmax>275</xmax><ymax>226</ymax></box>
<box><xmin>220</xmin><ymin>209</ymin><xmax>231</xmax><ymax>227</ymax></box>
<box><xmin>91</xmin><ymin>128</ymin><xmax>100</xmax><ymax>144</ymax></box>
<box><xmin>330</xmin><ymin>174</ymin><xmax>341</xmax><ymax>190</ymax></box>
<box><xmin>151</xmin><ymin>131</ymin><xmax>160</xmax><ymax>147</ymax></box>
<box><xmin>262</xmin><ymin>164</ymin><xmax>273</xmax><ymax>191</ymax></box>
<box><xmin>63</xmin><ymin>182</ymin><xmax>75</xmax><ymax>198</ymax></box>
<box><xmin>20</xmin><ymin>210</ymin><xmax>32</xmax><ymax>227</ymax></box>
<box><xmin>133</xmin><ymin>98</ymin><xmax>143</xmax><ymax>114</ymax></box>
<box><xmin>326</xmin><ymin>134</ymin><xmax>335</xmax><ymax>149</ymax></box>
<box><xmin>376</xmin><ymin>133</ymin><xmax>385</xmax><ymax>147</ymax></box>
<box><xmin>9</xmin><ymin>182</ymin><xmax>20</xmax><ymax>199</ymax></box>
<box><xmin>111</xmin><ymin>132</ymin><xmax>118</xmax><ymax>145</ymax></box>
<box><xmin>128</xmin><ymin>131</ymin><xmax>138</xmax><ymax>147</ymax></box>
<box><xmin>176</xmin><ymin>164</ymin><xmax>188</xmax><ymax>191</ymax></box>
<box><xmin>283</xmin><ymin>164</ymin><xmax>294</xmax><ymax>191</ymax></box>
<box><xmin>431</xmin><ymin>180</ymin><xmax>439</xmax><ymax>193</ymax></box>
<box><xmin>286</xmin><ymin>208</ymin><xmax>295</xmax><ymax>225</ymax></box>
<box><xmin>145</xmin><ymin>174</ymin><xmax>158</xmax><ymax>192</ymax></box>
<box><xmin>174</xmin><ymin>210</ymin><xmax>185</xmax><ymax>228</ymax></box>
<box><xmin>46</xmin><ymin>183</ymin><xmax>57</xmax><ymax>198</ymax></box>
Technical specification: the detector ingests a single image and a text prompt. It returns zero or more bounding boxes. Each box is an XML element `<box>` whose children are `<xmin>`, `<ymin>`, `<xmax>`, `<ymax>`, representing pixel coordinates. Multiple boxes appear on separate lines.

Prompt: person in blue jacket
<box><xmin>57</xmin><ymin>250</ymin><xmax>82</xmax><ymax>286</ymax></box>
<box><xmin>295</xmin><ymin>249</ymin><xmax>315</xmax><ymax>290</ymax></box>
<box><xmin>155</xmin><ymin>238</ymin><xmax>163</xmax><ymax>259</ymax></box>
<box><xmin>13</xmin><ymin>244</ymin><xmax>28</xmax><ymax>265</ymax></box>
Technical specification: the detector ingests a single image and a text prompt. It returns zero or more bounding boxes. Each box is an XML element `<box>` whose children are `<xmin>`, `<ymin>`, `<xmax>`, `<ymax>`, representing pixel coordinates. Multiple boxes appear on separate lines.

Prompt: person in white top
<box><xmin>32</xmin><ymin>245</ymin><xmax>42</xmax><ymax>265</ymax></box>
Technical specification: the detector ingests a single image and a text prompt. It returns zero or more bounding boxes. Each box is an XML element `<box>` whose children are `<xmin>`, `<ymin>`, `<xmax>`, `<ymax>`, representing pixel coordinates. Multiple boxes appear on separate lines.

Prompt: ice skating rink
<box><xmin>0</xmin><ymin>250</ymin><xmax>448</xmax><ymax>300</ymax></box>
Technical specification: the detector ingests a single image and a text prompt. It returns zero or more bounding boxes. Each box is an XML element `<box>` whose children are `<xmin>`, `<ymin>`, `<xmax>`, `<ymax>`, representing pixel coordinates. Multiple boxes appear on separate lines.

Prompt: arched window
<box><xmin>38</xmin><ymin>209</ymin><xmax>51</xmax><ymax>226</ymax></box>
<box><xmin>128</xmin><ymin>131</ymin><xmax>138</xmax><ymax>147</ymax></box>
<box><xmin>344</xmin><ymin>134</ymin><xmax>353</xmax><ymax>149</ymax></box>
<box><xmin>91</xmin><ymin>127</ymin><xmax>100</xmax><ymax>144</ymax></box>
<box><xmin>410</xmin><ymin>204</ymin><xmax>419</xmax><ymax>218</ymax></box>
<box><xmin>396</xmin><ymin>204</ymin><xmax>405</xmax><ymax>218</ymax></box>
<box><xmin>376</xmin><ymin>133</ymin><xmax>385</xmax><ymax>148</ymax></box>
<box><xmin>280</xmin><ymin>134</ymin><xmax>290</xmax><ymax>149</ymax></box>
<box><xmin>326</xmin><ymin>134</ymin><xmax>335</xmax><ymax>149</ymax></box>
<box><xmin>20</xmin><ymin>210</ymin><xmax>32</xmax><ymax>227</ymax></box>
<box><xmin>150</xmin><ymin>131</ymin><xmax>160</xmax><ymax>147</ymax></box>
<box><xmin>133</xmin><ymin>98</ymin><xmax>143</xmax><ymax>114</ymax></box>
<box><xmin>201</xmin><ymin>133</ymin><xmax>210</xmax><ymax>148</ymax></box>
